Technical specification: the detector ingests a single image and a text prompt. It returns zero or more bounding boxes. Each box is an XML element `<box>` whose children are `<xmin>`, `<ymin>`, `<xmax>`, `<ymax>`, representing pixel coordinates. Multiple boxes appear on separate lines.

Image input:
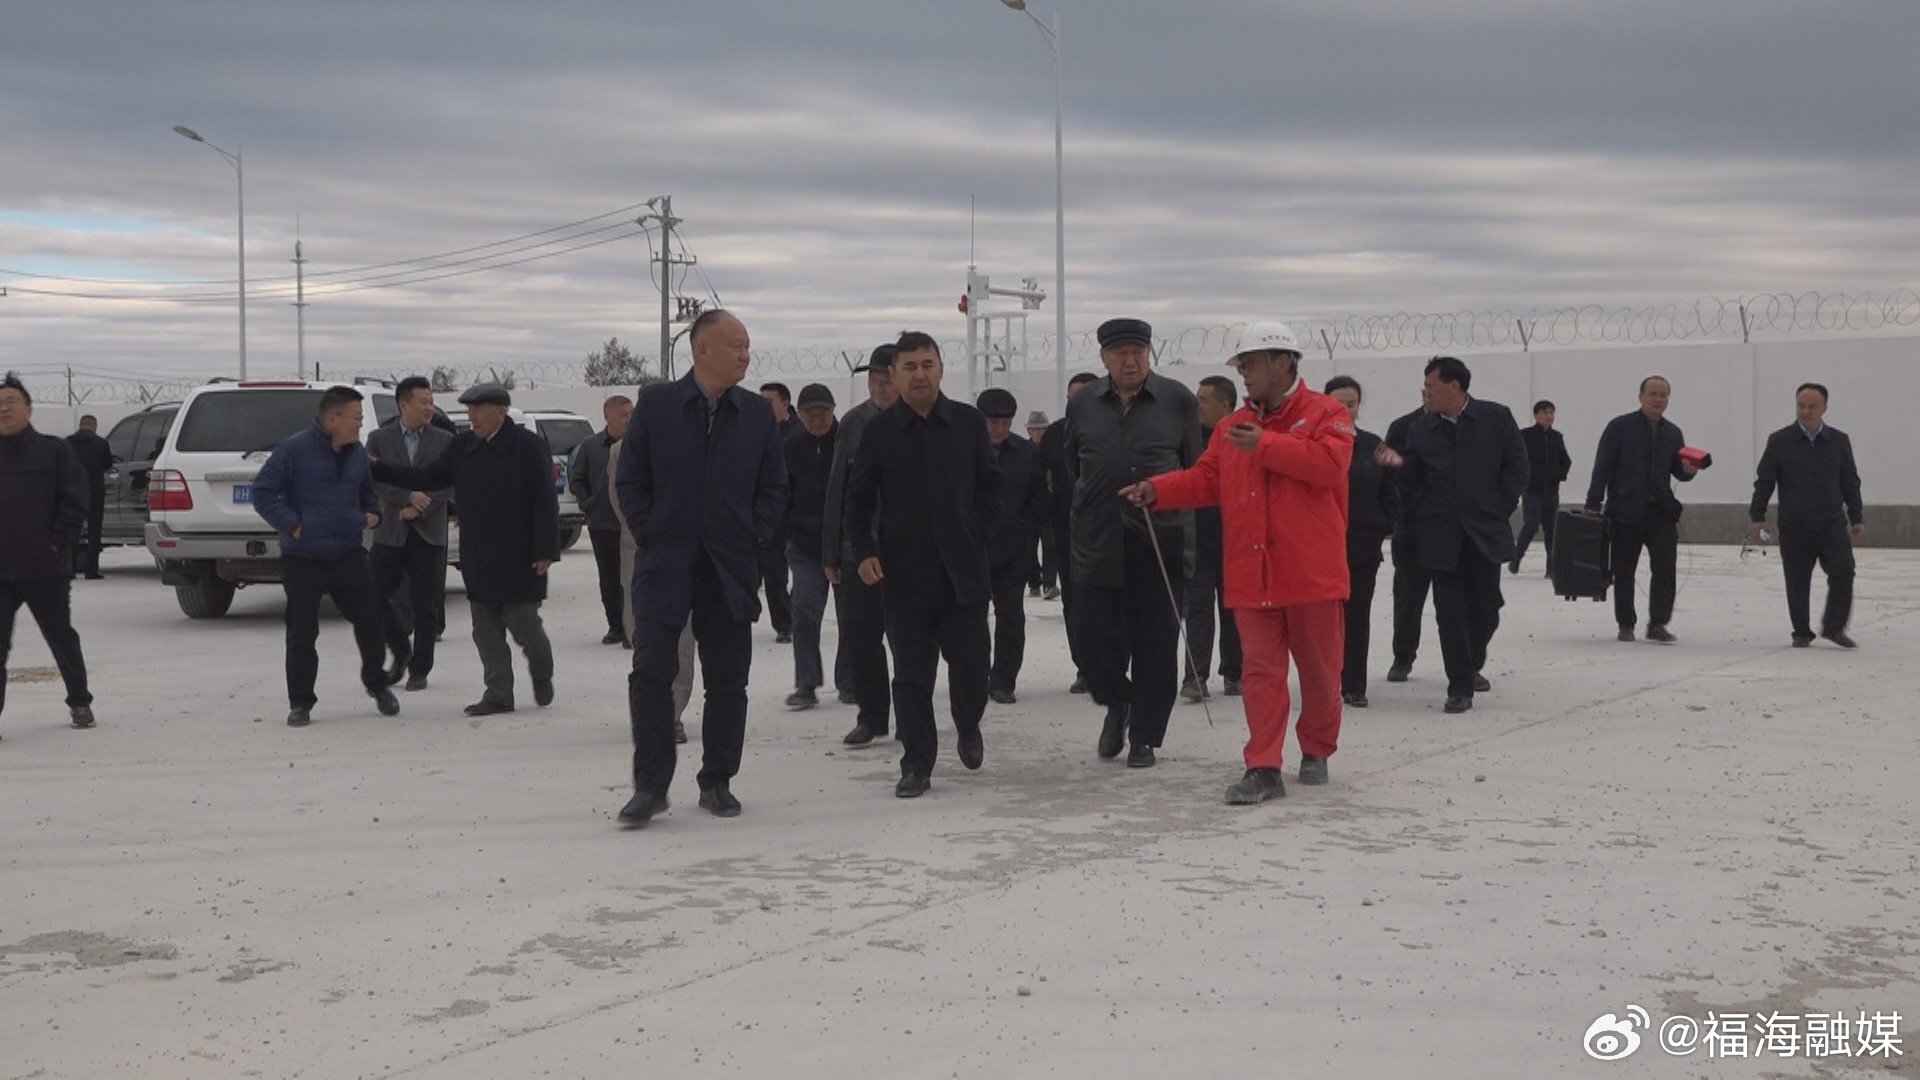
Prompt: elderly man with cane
<box><xmin>1122</xmin><ymin>322</ymin><xmax>1353</xmax><ymax>804</ymax></box>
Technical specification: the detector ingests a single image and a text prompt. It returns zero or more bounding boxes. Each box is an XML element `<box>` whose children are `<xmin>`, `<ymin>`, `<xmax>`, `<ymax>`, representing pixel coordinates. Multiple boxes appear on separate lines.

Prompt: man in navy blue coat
<box><xmin>251</xmin><ymin>385</ymin><xmax>400</xmax><ymax>727</ymax></box>
<box><xmin>615</xmin><ymin>310</ymin><xmax>789</xmax><ymax>826</ymax></box>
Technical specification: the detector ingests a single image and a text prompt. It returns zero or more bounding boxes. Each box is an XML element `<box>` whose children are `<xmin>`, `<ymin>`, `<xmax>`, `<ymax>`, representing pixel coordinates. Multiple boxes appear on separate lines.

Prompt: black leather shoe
<box><xmin>1098</xmin><ymin>704</ymin><xmax>1128</xmax><ymax>759</ymax></box>
<box><xmin>1385</xmin><ymin>663</ymin><xmax>1411</xmax><ymax>683</ymax></box>
<box><xmin>775</xmin><ymin>630</ymin><xmax>793</xmax><ymax>644</ymax></box>
<box><xmin>601</xmin><ymin>628</ymin><xmax>625</xmax><ymax>646</ymax></box>
<box><xmin>464</xmin><ymin>698</ymin><xmax>514</xmax><ymax>717</ymax></box>
<box><xmin>69</xmin><ymin>705</ymin><xmax>96</xmax><ymax>729</ymax></box>
<box><xmin>84</xmin><ymin>573</ymin><xmax>105</xmax><ymax>581</ymax></box>
<box><xmin>1646</xmin><ymin>624</ymin><xmax>1676</xmax><ymax>644</ymax></box>
<box><xmin>1222</xmin><ymin>676</ymin><xmax>1241</xmax><ymax>696</ymax></box>
<box><xmin>837</xmin><ymin>690</ymin><xmax>859</xmax><ymax>706</ymax></box>
<box><xmin>698</xmin><ymin>786</ymin><xmax>742</xmax><ymax>817</ymax></box>
<box><xmin>1443</xmin><ymin>694</ymin><xmax>1473</xmax><ymax>714</ymax></box>
<box><xmin>1472</xmin><ymin>673</ymin><xmax>1491</xmax><ymax>693</ymax></box>
<box><xmin>843</xmin><ymin>723</ymin><xmax>884</xmax><ymax>746</ymax></box>
<box><xmin>1820</xmin><ymin>629</ymin><xmax>1858</xmax><ymax>649</ymax></box>
<box><xmin>1225</xmin><ymin>768</ymin><xmax>1285</xmax><ymax>805</ymax></box>
<box><xmin>287</xmin><ymin>707</ymin><xmax>311</xmax><ymax>727</ymax></box>
<box><xmin>672</xmin><ymin>720</ymin><xmax>688</xmax><ymax>744</ymax></box>
<box><xmin>1791</xmin><ymin>633</ymin><xmax>1814</xmax><ymax>648</ymax></box>
<box><xmin>957</xmin><ymin>727</ymin><xmax>984</xmax><ymax>770</ymax></box>
<box><xmin>989</xmin><ymin>688</ymin><xmax>1016</xmax><ymax>705</ymax></box>
<box><xmin>1342</xmin><ymin>691</ymin><xmax>1368</xmax><ymax>708</ymax></box>
<box><xmin>618</xmin><ymin>790</ymin><xmax>668</xmax><ymax>827</ymax></box>
<box><xmin>1298</xmin><ymin>754</ymin><xmax>1329</xmax><ymax>785</ymax></box>
<box><xmin>1617</xmin><ymin>627</ymin><xmax>1636</xmax><ymax>642</ymax></box>
<box><xmin>371</xmin><ymin>687</ymin><xmax>401</xmax><ymax>717</ymax></box>
<box><xmin>785</xmin><ymin>688</ymin><xmax>819</xmax><ymax>709</ymax></box>
<box><xmin>404</xmin><ymin>675</ymin><xmax>429</xmax><ymax>692</ymax></box>
<box><xmin>533</xmin><ymin>679</ymin><xmax>555</xmax><ymax>707</ymax></box>
<box><xmin>1068</xmin><ymin>676</ymin><xmax>1089</xmax><ymax>695</ymax></box>
<box><xmin>384</xmin><ymin>653</ymin><xmax>410</xmax><ymax>687</ymax></box>
<box><xmin>895</xmin><ymin>772</ymin><xmax>930</xmax><ymax>798</ymax></box>
<box><xmin>1126</xmin><ymin>743</ymin><xmax>1155</xmax><ymax>768</ymax></box>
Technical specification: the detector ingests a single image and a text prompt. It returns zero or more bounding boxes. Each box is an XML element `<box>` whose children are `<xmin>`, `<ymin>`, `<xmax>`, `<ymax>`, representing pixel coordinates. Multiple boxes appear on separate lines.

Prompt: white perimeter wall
<box><xmin>29</xmin><ymin>335</ymin><xmax>1916</xmax><ymax>507</ymax></box>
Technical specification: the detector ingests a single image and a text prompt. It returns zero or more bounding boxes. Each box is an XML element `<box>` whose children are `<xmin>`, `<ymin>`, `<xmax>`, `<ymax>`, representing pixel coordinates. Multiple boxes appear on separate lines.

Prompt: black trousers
<box><xmin>370</xmin><ymin>532</ymin><xmax>446</xmax><ymax>679</ymax></box>
<box><xmin>834</xmin><ymin>561</ymin><xmax>892</xmax><ymax>731</ymax></box>
<box><xmin>1069</xmin><ymin>531</ymin><xmax>1182</xmax><ymax>748</ymax></box>
<box><xmin>1610</xmin><ymin>509</ymin><xmax>1678</xmax><ymax>630</ymax></box>
<box><xmin>1780</xmin><ymin>522</ymin><xmax>1854</xmax><ymax>638</ymax></box>
<box><xmin>588</xmin><ymin>528</ymin><xmax>625</xmax><ymax>634</ymax></box>
<box><xmin>884</xmin><ymin>594</ymin><xmax>990</xmax><ymax>778</ymax></box>
<box><xmin>1428</xmin><ymin>542</ymin><xmax>1503</xmax><ymax>699</ymax></box>
<box><xmin>0</xmin><ymin>575</ymin><xmax>92</xmax><ymax>717</ymax></box>
<box><xmin>629</xmin><ymin>552</ymin><xmax>752</xmax><ymax>794</ymax></box>
<box><xmin>281</xmin><ymin>551</ymin><xmax>389</xmax><ymax>710</ymax></box>
<box><xmin>988</xmin><ymin>573</ymin><xmax>1027</xmax><ymax>694</ymax></box>
<box><xmin>1053</xmin><ymin>515</ymin><xmax>1086</xmax><ymax>679</ymax></box>
<box><xmin>759</xmin><ymin>543</ymin><xmax>792</xmax><ymax>634</ymax></box>
<box><xmin>1342</xmin><ymin>556</ymin><xmax>1383</xmax><ymax>696</ymax></box>
<box><xmin>74</xmin><ymin>492</ymin><xmax>105</xmax><ymax>577</ymax></box>
<box><xmin>1390</xmin><ymin>534</ymin><xmax>1431</xmax><ymax>668</ymax></box>
<box><xmin>1512</xmin><ymin>490</ymin><xmax>1559</xmax><ymax>567</ymax></box>
<box><xmin>1183</xmin><ymin>557</ymin><xmax>1241</xmax><ymax>683</ymax></box>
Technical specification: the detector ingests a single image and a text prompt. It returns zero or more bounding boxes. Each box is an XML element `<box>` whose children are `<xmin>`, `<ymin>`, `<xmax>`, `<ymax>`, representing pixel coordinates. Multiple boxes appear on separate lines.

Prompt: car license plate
<box><xmin>232</xmin><ymin>484</ymin><xmax>252</xmax><ymax>504</ymax></box>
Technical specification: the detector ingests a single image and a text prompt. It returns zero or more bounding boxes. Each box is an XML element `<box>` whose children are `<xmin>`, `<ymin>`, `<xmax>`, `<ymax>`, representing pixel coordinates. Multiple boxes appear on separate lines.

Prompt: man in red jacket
<box><xmin>1121</xmin><ymin>322</ymin><xmax>1353</xmax><ymax>805</ymax></box>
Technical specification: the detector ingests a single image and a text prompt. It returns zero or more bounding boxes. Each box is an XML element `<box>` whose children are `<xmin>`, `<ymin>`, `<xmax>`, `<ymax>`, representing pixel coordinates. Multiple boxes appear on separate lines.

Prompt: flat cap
<box><xmin>1096</xmin><ymin>318</ymin><xmax>1153</xmax><ymax>350</ymax></box>
<box><xmin>1025</xmin><ymin>409</ymin><xmax>1050</xmax><ymax>428</ymax></box>
<box><xmin>457</xmin><ymin>383</ymin><xmax>512</xmax><ymax>407</ymax></box>
<box><xmin>852</xmin><ymin>343</ymin><xmax>898</xmax><ymax>373</ymax></box>
<box><xmin>797</xmin><ymin>383</ymin><xmax>836</xmax><ymax>410</ymax></box>
<box><xmin>976</xmin><ymin>387</ymin><xmax>1018</xmax><ymax>418</ymax></box>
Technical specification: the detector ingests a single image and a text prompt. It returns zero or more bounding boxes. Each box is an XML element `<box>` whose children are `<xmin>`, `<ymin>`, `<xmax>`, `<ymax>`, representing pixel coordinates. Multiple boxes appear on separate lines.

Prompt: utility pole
<box><xmin>639</xmin><ymin>197</ymin><xmax>697</xmax><ymax>380</ymax></box>
<box><xmin>291</xmin><ymin>235</ymin><xmax>308</xmax><ymax>379</ymax></box>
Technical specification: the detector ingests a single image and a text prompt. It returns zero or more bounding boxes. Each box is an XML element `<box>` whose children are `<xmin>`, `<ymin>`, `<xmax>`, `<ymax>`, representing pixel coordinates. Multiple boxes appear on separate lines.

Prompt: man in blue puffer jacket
<box><xmin>251</xmin><ymin>385</ymin><xmax>400</xmax><ymax>727</ymax></box>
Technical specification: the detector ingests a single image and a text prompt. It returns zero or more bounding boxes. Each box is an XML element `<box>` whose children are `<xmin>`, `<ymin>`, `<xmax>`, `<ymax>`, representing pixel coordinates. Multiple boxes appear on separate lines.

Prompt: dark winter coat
<box><xmin>845</xmin><ymin>394</ymin><xmax>1002</xmax><ymax>610</ymax></box>
<box><xmin>616</xmin><ymin>373</ymin><xmax>790</xmax><ymax>626</ymax></box>
<box><xmin>0</xmin><ymin>425</ymin><xmax>88</xmax><ymax>580</ymax></box>
<box><xmin>1585</xmin><ymin>411</ymin><xmax>1692</xmax><ymax>524</ymax></box>
<box><xmin>987</xmin><ymin>433</ymin><xmax>1048</xmax><ymax>582</ymax></box>
<box><xmin>1346</xmin><ymin>428</ymin><xmax>1400</xmax><ymax>564</ymax></box>
<box><xmin>783</xmin><ymin>422</ymin><xmax>837</xmax><ymax>560</ymax></box>
<box><xmin>1396</xmin><ymin>398</ymin><xmax>1530</xmax><ymax>570</ymax></box>
<box><xmin>64</xmin><ymin>428</ymin><xmax>114</xmax><ymax>501</ymax></box>
<box><xmin>372</xmin><ymin>418</ymin><xmax>560</xmax><ymax>604</ymax></box>
<box><xmin>251</xmin><ymin>425</ymin><xmax>380</xmax><ymax>561</ymax></box>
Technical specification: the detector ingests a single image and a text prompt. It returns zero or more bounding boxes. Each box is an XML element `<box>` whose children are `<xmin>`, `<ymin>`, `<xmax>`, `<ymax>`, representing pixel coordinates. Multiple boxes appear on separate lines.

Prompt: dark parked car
<box><xmin>100</xmin><ymin>403</ymin><xmax>181</xmax><ymax>547</ymax></box>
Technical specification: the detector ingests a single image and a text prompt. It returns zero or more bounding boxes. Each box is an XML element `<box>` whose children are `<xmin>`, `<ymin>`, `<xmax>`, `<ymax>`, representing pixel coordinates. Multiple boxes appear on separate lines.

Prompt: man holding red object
<box><xmin>1120</xmin><ymin>321</ymin><xmax>1353</xmax><ymax>805</ymax></box>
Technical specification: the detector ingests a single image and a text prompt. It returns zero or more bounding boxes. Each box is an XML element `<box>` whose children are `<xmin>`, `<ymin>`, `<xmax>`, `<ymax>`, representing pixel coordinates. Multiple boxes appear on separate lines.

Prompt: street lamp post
<box><xmin>174</xmin><ymin>125</ymin><xmax>247</xmax><ymax>380</ymax></box>
<box><xmin>1000</xmin><ymin>0</ymin><xmax>1067</xmax><ymax>416</ymax></box>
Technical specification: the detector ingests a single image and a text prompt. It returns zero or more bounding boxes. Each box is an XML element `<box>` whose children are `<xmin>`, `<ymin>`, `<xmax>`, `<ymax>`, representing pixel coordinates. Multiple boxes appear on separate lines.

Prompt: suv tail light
<box><xmin>148</xmin><ymin>469</ymin><xmax>193</xmax><ymax>512</ymax></box>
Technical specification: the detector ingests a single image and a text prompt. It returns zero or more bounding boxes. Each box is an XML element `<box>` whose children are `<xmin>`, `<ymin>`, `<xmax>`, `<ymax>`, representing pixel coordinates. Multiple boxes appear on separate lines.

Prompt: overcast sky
<box><xmin>2</xmin><ymin>0</ymin><xmax>1916</xmax><ymax>387</ymax></box>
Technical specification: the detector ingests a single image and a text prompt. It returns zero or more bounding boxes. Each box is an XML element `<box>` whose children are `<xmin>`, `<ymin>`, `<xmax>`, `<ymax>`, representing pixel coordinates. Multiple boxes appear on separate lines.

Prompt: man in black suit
<box><xmin>1325</xmin><ymin>377</ymin><xmax>1398</xmax><ymax>708</ymax></box>
<box><xmin>1583</xmin><ymin>375</ymin><xmax>1699</xmax><ymax>643</ymax></box>
<box><xmin>1382</xmin><ymin>356</ymin><xmax>1528</xmax><ymax>714</ymax></box>
<box><xmin>978</xmin><ymin>387</ymin><xmax>1048</xmax><ymax>705</ymax></box>
<box><xmin>1749</xmin><ymin>382</ymin><xmax>1865</xmax><ymax>648</ymax></box>
<box><xmin>1040</xmin><ymin>372</ymin><xmax>1099</xmax><ymax>693</ymax></box>
<box><xmin>366</xmin><ymin>377</ymin><xmax>454</xmax><ymax>691</ymax></box>
<box><xmin>615</xmin><ymin>310</ymin><xmax>789</xmax><ymax>824</ymax></box>
<box><xmin>1384</xmin><ymin>390</ymin><xmax>1430</xmax><ymax>683</ymax></box>
<box><xmin>1181</xmin><ymin>374</ymin><xmax>1243</xmax><ymax>702</ymax></box>
<box><xmin>63</xmin><ymin>416</ymin><xmax>113</xmax><ymax>580</ymax></box>
<box><xmin>845</xmin><ymin>332</ymin><xmax>1002</xmax><ymax>798</ymax></box>
<box><xmin>1511</xmin><ymin>400</ymin><xmax>1572</xmax><ymax>575</ymax></box>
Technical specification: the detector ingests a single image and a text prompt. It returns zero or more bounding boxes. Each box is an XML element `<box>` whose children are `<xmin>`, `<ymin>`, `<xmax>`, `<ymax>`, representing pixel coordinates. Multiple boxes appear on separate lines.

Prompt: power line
<box><xmin>0</xmin><ymin>201</ymin><xmax>655</xmax><ymax>288</ymax></box>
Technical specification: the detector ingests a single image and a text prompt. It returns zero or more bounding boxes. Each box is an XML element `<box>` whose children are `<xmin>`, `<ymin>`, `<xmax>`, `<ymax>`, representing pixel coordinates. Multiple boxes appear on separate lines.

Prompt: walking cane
<box><xmin>1139</xmin><ymin>503</ymin><xmax>1214</xmax><ymax>728</ymax></box>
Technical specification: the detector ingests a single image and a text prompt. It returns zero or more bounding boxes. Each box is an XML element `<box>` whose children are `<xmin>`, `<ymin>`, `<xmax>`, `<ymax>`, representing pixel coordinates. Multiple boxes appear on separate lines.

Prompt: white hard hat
<box><xmin>1230</xmin><ymin>320</ymin><xmax>1302</xmax><ymax>361</ymax></box>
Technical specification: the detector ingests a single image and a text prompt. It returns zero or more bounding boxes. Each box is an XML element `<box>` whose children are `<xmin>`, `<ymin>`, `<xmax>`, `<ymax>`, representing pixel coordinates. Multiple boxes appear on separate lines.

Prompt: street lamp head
<box><xmin>173</xmin><ymin>125</ymin><xmax>205</xmax><ymax>142</ymax></box>
<box><xmin>1000</xmin><ymin>0</ymin><xmax>1027</xmax><ymax>9</ymax></box>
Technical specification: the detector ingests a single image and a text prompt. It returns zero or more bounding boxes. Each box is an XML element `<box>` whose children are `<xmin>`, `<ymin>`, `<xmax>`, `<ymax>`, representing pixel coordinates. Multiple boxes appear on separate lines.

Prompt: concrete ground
<box><xmin>2</xmin><ymin>544</ymin><xmax>1916</xmax><ymax>1079</ymax></box>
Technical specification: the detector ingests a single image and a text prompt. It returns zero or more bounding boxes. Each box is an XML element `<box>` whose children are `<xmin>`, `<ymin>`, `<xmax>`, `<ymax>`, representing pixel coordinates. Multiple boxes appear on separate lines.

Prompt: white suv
<box><xmin>144</xmin><ymin>379</ymin><xmax>455</xmax><ymax>618</ymax></box>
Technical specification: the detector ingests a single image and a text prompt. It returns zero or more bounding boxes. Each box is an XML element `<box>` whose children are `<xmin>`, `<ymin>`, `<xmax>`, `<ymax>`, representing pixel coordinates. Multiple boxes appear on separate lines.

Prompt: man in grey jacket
<box><xmin>570</xmin><ymin>394</ymin><xmax>633</xmax><ymax>645</ymax></box>
<box><xmin>820</xmin><ymin>344</ymin><xmax>899</xmax><ymax>746</ymax></box>
<box><xmin>367</xmin><ymin>376</ymin><xmax>453</xmax><ymax>692</ymax></box>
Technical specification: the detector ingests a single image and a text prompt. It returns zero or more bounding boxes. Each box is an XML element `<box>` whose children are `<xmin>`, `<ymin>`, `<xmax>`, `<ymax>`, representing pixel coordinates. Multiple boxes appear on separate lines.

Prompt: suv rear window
<box><xmin>173</xmin><ymin>390</ymin><xmax>391</xmax><ymax>453</ymax></box>
<box><xmin>537</xmin><ymin>417</ymin><xmax>594</xmax><ymax>458</ymax></box>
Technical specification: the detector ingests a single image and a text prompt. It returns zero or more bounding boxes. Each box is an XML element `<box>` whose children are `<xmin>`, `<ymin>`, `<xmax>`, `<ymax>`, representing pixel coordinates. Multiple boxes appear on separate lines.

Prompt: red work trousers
<box><xmin>1234</xmin><ymin>599</ymin><xmax>1344</xmax><ymax>771</ymax></box>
